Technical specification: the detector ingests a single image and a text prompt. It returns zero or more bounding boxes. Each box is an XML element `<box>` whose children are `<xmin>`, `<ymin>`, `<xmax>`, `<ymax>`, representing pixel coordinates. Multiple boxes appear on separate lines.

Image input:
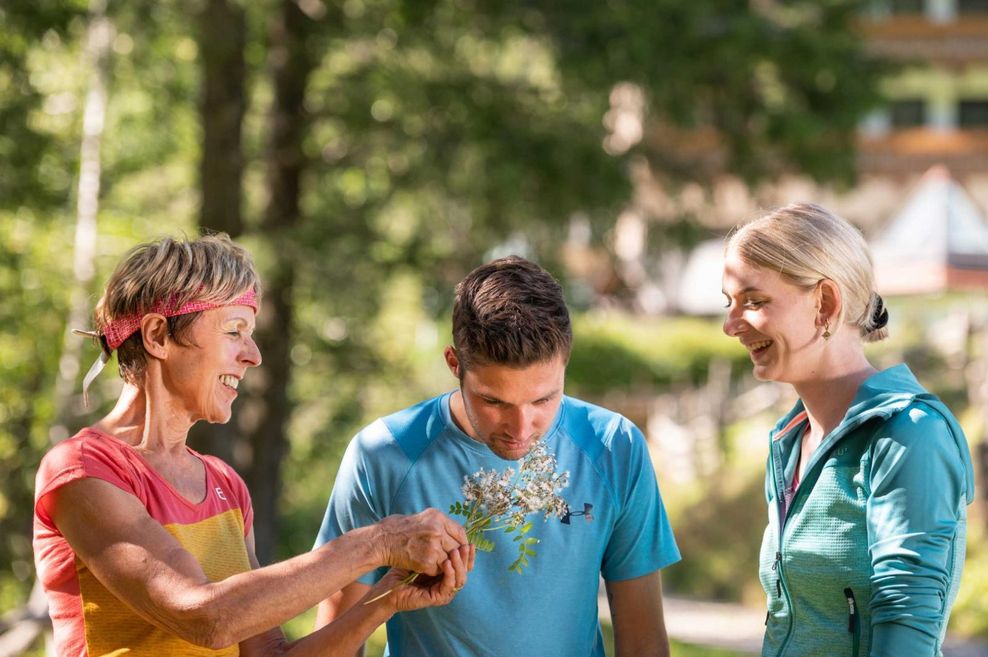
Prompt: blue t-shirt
<box><xmin>315</xmin><ymin>393</ymin><xmax>680</xmax><ymax>657</ymax></box>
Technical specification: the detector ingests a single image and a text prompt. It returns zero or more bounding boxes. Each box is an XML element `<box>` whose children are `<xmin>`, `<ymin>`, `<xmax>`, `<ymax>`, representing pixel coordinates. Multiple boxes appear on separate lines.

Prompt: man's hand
<box><xmin>376</xmin><ymin>544</ymin><xmax>475</xmax><ymax>613</ymax></box>
<box><xmin>374</xmin><ymin>509</ymin><xmax>469</xmax><ymax>575</ymax></box>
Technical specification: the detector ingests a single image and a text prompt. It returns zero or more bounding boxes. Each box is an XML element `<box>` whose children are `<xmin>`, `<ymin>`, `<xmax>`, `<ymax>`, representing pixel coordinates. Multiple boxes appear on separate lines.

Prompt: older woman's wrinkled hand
<box><xmin>375</xmin><ymin>509</ymin><xmax>469</xmax><ymax>576</ymax></box>
<box><xmin>377</xmin><ymin>544</ymin><xmax>475</xmax><ymax>613</ymax></box>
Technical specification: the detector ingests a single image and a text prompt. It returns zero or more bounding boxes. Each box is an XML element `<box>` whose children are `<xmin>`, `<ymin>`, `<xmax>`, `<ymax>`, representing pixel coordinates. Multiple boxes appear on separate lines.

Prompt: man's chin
<box><xmin>490</xmin><ymin>439</ymin><xmax>537</xmax><ymax>460</ymax></box>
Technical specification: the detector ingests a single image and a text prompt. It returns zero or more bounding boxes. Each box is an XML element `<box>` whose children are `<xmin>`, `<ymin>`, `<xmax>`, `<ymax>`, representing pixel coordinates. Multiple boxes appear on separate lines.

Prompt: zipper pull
<box><xmin>843</xmin><ymin>587</ymin><xmax>858</xmax><ymax>633</ymax></box>
<box><xmin>773</xmin><ymin>552</ymin><xmax>783</xmax><ymax>596</ymax></box>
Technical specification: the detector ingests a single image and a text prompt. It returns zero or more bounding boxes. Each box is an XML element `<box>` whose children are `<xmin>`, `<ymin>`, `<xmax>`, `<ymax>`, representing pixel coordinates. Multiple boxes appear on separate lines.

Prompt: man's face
<box><xmin>445</xmin><ymin>346</ymin><xmax>565</xmax><ymax>460</ymax></box>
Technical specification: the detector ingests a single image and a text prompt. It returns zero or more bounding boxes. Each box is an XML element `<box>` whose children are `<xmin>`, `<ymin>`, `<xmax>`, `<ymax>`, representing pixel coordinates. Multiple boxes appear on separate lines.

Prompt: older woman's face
<box><xmin>721</xmin><ymin>251</ymin><xmax>822</xmax><ymax>385</ymax></box>
<box><xmin>162</xmin><ymin>304</ymin><xmax>261</xmax><ymax>424</ymax></box>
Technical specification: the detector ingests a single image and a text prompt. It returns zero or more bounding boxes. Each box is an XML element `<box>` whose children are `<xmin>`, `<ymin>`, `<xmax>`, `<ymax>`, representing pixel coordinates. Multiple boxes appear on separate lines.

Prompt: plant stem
<box><xmin>361</xmin><ymin>572</ymin><xmax>419</xmax><ymax>606</ymax></box>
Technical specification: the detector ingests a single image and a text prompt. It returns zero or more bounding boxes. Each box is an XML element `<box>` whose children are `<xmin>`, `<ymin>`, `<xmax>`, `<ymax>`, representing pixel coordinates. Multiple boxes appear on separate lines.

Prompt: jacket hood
<box><xmin>771</xmin><ymin>364</ymin><xmax>975</xmax><ymax>503</ymax></box>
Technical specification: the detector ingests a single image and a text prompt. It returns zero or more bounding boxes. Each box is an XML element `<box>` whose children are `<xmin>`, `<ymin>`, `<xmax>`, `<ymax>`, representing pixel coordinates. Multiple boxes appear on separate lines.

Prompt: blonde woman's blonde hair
<box><xmin>94</xmin><ymin>233</ymin><xmax>261</xmax><ymax>384</ymax></box>
<box><xmin>727</xmin><ymin>202</ymin><xmax>889</xmax><ymax>343</ymax></box>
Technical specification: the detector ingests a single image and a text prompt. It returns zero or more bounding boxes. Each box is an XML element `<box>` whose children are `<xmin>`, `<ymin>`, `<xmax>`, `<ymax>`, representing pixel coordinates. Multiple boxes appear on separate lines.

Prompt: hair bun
<box><xmin>870</xmin><ymin>293</ymin><xmax>889</xmax><ymax>330</ymax></box>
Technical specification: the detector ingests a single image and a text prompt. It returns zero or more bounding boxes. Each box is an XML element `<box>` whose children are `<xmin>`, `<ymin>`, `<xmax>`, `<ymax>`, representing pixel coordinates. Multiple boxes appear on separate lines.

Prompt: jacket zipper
<box><xmin>844</xmin><ymin>587</ymin><xmax>860</xmax><ymax>657</ymax></box>
<box><xmin>768</xmin><ymin>437</ymin><xmax>795</xmax><ymax>656</ymax></box>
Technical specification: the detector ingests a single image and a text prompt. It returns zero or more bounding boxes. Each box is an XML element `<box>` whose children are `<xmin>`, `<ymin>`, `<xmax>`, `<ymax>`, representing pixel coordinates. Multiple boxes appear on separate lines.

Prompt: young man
<box><xmin>314</xmin><ymin>256</ymin><xmax>680</xmax><ymax>657</ymax></box>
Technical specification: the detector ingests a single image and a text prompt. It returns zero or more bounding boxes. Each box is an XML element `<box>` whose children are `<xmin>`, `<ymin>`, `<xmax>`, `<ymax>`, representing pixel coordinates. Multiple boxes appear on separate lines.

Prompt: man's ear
<box><xmin>443</xmin><ymin>345</ymin><xmax>462</xmax><ymax>379</ymax></box>
<box><xmin>816</xmin><ymin>279</ymin><xmax>842</xmax><ymax>329</ymax></box>
<box><xmin>141</xmin><ymin>314</ymin><xmax>170</xmax><ymax>359</ymax></box>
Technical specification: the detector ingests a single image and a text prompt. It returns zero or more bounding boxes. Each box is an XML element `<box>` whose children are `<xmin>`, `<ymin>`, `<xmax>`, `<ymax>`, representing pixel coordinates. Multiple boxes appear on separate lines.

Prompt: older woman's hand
<box><xmin>375</xmin><ymin>544</ymin><xmax>475</xmax><ymax>613</ymax></box>
<box><xmin>374</xmin><ymin>509</ymin><xmax>469</xmax><ymax>576</ymax></box>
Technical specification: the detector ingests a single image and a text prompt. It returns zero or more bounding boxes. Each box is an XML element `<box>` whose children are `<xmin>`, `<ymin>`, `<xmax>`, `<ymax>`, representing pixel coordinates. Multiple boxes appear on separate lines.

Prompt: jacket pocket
<box><xmin>843</xmin><ymin>587</ymin><xmax>860</xmax><ymax>657</ymax></box>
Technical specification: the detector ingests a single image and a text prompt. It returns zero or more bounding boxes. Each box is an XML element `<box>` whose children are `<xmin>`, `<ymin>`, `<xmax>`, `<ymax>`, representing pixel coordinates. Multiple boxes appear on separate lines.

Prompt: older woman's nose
<box><xmin>242</xmin><ymin>336</ymin><xmax>262</xmax><ymax>367</ymax></box>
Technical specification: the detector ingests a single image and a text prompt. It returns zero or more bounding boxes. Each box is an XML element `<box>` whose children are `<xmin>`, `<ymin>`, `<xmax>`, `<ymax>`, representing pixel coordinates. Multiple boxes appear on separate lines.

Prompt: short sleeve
<box><xmin>601</xmin><ymin>421</ymin><xmax>680</xmax><ymax>581</ymax></box>
<box><xmin>314</xmin><ymin>420</ymin><xmax>404</xmax><ymax>585</ymax></box>
<box><xmin>35</xmin><ymin>433</ymin><xmax>140</xmax><ymax>526</ymax></box>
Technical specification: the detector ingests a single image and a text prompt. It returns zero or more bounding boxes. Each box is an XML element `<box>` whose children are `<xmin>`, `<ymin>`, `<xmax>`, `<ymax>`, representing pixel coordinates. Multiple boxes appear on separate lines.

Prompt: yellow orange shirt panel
<box><xmin>34</xmin><ymin>429</ymin><xmax>254</xmax><ymax>657</ymax></box>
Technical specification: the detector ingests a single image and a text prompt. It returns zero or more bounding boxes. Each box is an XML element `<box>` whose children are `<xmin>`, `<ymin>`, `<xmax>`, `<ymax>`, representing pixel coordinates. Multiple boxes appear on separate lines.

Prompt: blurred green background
<box><xmin>4</xmin><ymin>0</ymin><xmax>988</xmax><ymax>655</ymax></box>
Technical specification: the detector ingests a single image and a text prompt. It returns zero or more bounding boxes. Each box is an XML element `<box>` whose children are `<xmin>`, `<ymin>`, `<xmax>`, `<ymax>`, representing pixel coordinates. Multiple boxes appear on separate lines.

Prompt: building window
<box><xmin>959</xmin><ymin>101</ymin><xmax>988</xmax><ymax>128</ymax></box>
<box><xmin>889</xmin><ymin>99</ymin><xmax>925</xmax><ymax>128</ymax></box>
<box><xmin>958</xmin><ymin>0</ymin><xmax>988</xmax><ymax>14</ymax></box>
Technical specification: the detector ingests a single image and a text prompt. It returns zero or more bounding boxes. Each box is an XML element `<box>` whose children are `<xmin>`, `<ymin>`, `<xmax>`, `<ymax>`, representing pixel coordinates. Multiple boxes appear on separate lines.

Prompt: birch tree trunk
<box><xmin>49</xmin><ymin>0</ymin><xmax>113</xmax><ymax>442</ymax></box>
<box><xmin>0</xmin><ymin>1</ymin><xmax>112</xmax><ymax>655</ymax></box>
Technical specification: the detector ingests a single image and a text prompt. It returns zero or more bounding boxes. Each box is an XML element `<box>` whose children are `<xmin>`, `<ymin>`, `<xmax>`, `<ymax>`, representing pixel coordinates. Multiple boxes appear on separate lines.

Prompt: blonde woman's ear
<box><xmin>815</xmin><ymin>279</ymin><xmax>842</xmax><ymax>329</ymax></box>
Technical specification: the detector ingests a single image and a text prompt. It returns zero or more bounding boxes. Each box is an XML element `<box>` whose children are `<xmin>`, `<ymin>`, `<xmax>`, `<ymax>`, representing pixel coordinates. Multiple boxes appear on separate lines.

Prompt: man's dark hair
<box><xmin>452</xmin><ymin>256</ymin><xmax>572</xmax><ymax>371</ymax></box>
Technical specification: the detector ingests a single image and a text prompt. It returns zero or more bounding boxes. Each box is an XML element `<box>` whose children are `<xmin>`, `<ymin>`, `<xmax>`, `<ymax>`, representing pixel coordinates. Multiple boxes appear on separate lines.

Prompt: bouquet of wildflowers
<box><xmin>365</xmin><ymin>441</ymin><xmax>570</xmax><ymax>604</ymax></box>
<box><xmin>450</xmin><ymin>440</ymin><xmax>570</xmax><ymax>573</ymax></box>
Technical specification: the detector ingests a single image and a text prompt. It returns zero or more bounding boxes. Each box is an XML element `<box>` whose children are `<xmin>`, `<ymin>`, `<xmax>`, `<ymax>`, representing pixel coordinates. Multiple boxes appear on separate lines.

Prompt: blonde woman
<box><xmin>34</xmin><ymin>234</ymin><xmax>474</xmax><ymax>657</ymax></box>
<box><xmin>722</xmin><ymin>203</ymin><xmax>974</xmax><ymax>657</ymax></box>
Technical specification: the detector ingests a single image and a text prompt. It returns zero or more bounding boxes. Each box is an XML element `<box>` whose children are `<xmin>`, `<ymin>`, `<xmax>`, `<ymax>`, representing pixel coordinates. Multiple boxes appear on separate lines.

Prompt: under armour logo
<box><xmin>561</xmin><ymin>503</ymin><xmax>593</xmax><ymax>524</ymax></box>
<box><xmin>215</xmin><ymin>487</ymin><xmax>227</xmax><ymax>501</ymax></box>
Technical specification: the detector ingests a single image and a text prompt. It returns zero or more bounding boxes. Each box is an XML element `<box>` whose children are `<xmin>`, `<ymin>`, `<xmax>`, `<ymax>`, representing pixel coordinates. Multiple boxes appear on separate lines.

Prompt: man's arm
<box><xmin>314</xmin><ymin>583</ymin><xmax>373</xmax><ymax>657</ymax></box>
<box><xmin>605</xmin><ymin>571</ymin><xmax>670</xmax><ymax>657</ymax></box>
<box><xmin>242</xmin><ymin>547</ymin><xmax>473</xmax><ymax>657</ymax></box>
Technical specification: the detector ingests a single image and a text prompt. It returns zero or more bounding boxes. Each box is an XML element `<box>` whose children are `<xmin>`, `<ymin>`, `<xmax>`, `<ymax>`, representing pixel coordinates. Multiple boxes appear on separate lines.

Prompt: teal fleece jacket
<box><xmin>760</xmin><ymin>364</ymin><xmax>975</xmax><ymax>657</ymax></box>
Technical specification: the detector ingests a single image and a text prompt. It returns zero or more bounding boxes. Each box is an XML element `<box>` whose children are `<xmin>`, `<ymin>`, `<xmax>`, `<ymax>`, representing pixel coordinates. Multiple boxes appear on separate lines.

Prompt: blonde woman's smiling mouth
<box><xmin>745</xmin><ymin>340</ymin><xmax>772</xmax><ymax>355</ymax></box>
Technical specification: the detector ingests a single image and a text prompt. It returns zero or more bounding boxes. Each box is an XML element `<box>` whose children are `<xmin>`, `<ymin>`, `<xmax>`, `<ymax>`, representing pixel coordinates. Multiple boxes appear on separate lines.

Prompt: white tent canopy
<box><xmin>872</xmin><ymin>165</ymin><xmax>988</xmax><ymax>294</ymax></box>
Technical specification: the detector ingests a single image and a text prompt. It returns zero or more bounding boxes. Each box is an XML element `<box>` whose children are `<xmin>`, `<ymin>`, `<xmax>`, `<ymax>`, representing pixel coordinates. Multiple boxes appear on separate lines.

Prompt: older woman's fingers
<box><xmin>466</xmin><ymin>544</ymin><xmax>476</xmax><ymax>571</ymax></box>
<box><xmin>447</xmin><ymin>545</ymin><xmax>467</xmax><ymax>592</ymax></box>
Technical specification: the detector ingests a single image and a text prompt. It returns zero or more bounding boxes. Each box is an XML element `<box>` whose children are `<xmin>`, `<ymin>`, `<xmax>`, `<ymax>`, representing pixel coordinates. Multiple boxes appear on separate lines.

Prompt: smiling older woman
<box><xmin>33</xmin><ymin>234</ymin><xmax>474</xmax><ymax>657</ymax></box>
<box><xmin>722</xmin><ymin>203</ymin><xmax>974</xmax><ymax>657</ymax></box>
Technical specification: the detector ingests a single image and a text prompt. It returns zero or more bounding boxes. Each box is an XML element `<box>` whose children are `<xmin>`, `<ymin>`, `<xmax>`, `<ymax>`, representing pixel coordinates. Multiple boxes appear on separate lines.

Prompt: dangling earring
<box><xmin>823</xmin><ymin>323</ymin><xmax>831</xmax><ymax>340</ymax></box>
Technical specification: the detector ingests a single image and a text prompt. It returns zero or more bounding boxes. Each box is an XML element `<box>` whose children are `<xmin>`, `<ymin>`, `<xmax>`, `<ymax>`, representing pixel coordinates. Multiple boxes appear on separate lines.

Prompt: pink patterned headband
<box><xmin>102</xmin><ymin>288</ymin><xmax>258</xmax><ymax>350</ymax></box>
<box><xmin>73</xmin><ymin>288</ymin><xmax>258</xmax><ymax>407</ymax></box>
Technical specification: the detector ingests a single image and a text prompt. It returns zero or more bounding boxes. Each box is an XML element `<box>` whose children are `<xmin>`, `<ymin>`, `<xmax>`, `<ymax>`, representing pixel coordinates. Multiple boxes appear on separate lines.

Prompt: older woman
<box><xmin>33</xmin><ymin>234</ymin><xmax>474</xmax><ymax>657</ymax></box>
<box><xmin>722</xmin><ymin>203</ymin><xmax>975</xmax><ymax>657</ymax></box>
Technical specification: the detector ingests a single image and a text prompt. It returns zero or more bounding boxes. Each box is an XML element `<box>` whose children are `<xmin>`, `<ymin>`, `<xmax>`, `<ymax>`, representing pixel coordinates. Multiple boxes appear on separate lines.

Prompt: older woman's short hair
<box><xmin>93</xmin><ymin>233</ymin><xmax>261</xmax><ymax>385</ymax></box>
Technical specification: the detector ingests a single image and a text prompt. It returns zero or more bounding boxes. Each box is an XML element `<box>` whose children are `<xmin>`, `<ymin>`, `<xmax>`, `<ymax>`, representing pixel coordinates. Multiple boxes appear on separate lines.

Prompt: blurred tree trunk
<box><xmin>50</xmin><ymin>0</ymin><xmax>113</xmax><ymax>440</ymax></box>
<box><xmin>243</xmin><ymin>0</ymin><xmax>314</xmax><ymax>564</ymax></box>
<box><xmin>189</xmin><ymin>0</ymin><xmax>247</xmax><ymax>466</ymax></box>
<box><xmin>0</xmin><ymin>1</ymin><xmax>112</xmax><ymax>654</ymax></box>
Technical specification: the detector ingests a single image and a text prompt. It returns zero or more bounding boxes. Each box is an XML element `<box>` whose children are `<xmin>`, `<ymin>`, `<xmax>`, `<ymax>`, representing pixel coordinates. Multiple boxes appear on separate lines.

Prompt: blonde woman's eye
<box><xmin>744</xmin><ymin>300</ymin><xmax>765</xmax><ymax>309</ymax></box>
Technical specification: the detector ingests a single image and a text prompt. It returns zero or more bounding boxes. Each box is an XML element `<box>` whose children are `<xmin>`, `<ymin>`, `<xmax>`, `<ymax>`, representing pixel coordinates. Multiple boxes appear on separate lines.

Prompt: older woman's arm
<box><xmin>867</xmin><ymin>406</ymin><xmax>968</xmax><ymax>657</ymax></box>
<box><xmin>239</xmin><ymin>545</ymin><xmax>474</xmax><ymax>657</ymax></box>
<box><xmin>45</xmin><ymin>476</ymin><xmax>467</xmax><ymax>649</ymax></box>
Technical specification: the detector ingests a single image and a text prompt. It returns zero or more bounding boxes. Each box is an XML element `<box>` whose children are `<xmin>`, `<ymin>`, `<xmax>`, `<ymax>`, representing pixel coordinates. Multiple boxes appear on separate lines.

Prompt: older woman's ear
<box><xmin>140</xmin><ymin>314</ymin><xmax>170</xmax><ymax>359</ymax></box>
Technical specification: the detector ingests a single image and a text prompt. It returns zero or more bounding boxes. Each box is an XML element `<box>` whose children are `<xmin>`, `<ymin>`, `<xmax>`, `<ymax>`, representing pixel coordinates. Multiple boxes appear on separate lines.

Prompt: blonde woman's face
<box><xmin>721</xmin><ymin>251</ymin><xmax>824</xmax><ymax>385</ymax></box>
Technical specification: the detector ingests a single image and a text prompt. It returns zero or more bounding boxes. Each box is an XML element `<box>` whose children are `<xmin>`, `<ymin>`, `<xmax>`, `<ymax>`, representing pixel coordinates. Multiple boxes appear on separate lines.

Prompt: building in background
<box><xmin>581</xmin><ymin>0</ymin><xmax>988</xmax><ymax>315</ymax></box>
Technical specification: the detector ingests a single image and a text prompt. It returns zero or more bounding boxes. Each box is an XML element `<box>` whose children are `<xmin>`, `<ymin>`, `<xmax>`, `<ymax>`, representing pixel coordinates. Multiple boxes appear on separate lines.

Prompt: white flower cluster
<box><xmin>460</xmin><ymin>440</ymin><xmax>571</xmax><ymax>530</ymax></box>
<box><xmin>452</xmin><ymin>440</ymin><xmax>571</xmax><ymax>573</ymax></box>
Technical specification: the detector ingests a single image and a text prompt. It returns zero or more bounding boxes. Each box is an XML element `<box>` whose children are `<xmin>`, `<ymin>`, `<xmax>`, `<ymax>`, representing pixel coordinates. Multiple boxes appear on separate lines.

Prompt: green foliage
<box><xmin>567</xmin><ymin>314</ymin><xmax>749</xmax><ymax>396</ymax></box>
<box><xmin>1</xmin><ymin>0</ymin><xmax>888</xmax><ymax>634</ymax></box>
<box><xmin>661</xmin><ymin>465</ymin><xmax>767</xmax><ymax>603</ymax></box>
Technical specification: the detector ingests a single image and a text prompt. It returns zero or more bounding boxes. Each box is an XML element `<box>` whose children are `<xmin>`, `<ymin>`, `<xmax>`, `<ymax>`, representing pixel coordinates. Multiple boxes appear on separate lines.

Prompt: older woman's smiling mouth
<box><xmin>220</xmin><ymin>374</ymin><xmax>241</xmax><ymax>390</ymax></box>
